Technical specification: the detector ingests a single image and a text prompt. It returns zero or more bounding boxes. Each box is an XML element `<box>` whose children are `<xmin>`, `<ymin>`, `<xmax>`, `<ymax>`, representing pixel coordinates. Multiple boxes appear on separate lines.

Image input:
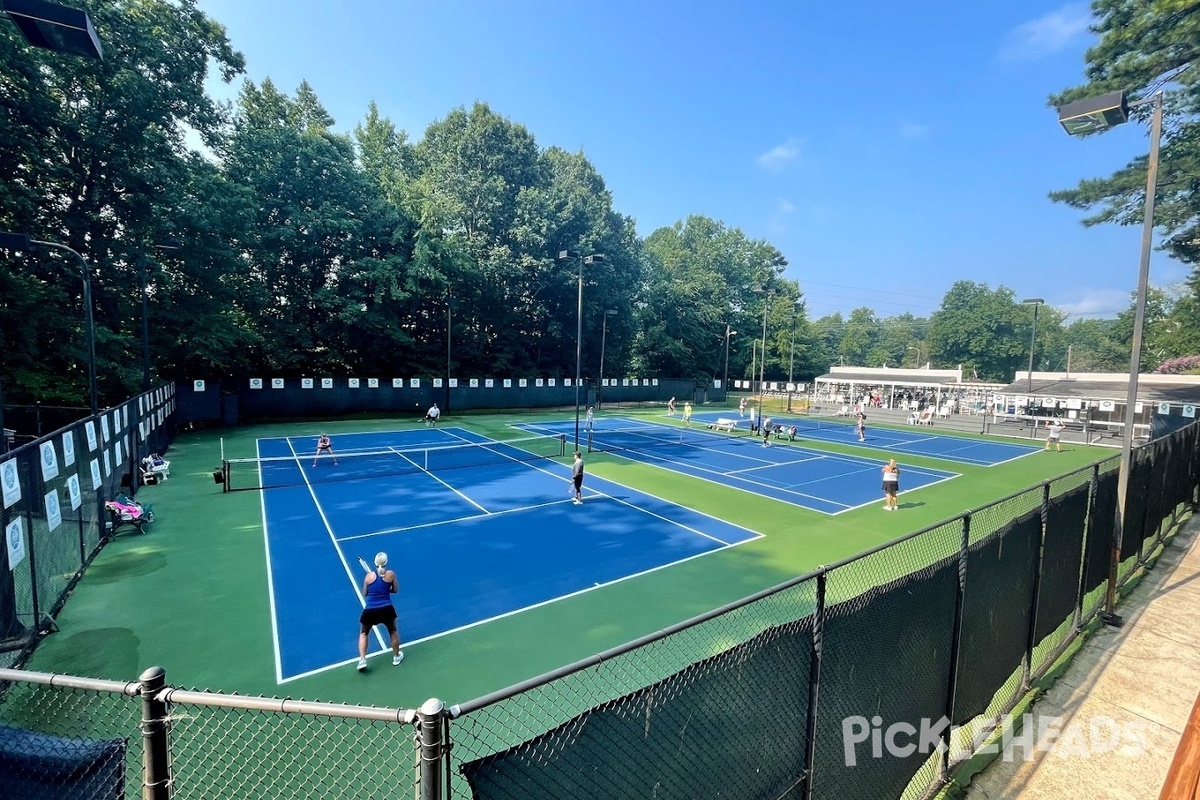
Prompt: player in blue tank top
<box><xmin>356</xmin><ymin>552</ymin><xmax>403</xmax><ymax>671</ymax></box>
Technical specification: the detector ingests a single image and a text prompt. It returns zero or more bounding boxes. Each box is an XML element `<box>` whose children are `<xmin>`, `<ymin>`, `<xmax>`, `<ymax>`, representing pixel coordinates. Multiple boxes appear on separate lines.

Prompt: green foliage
<box><xmin>1049</xmin><ymin>0</ymin><xmax>1200</xmax><ymax>356</ymax></box>
<box><xmin>7</xmin><ymin>0</ymin><xmax>1200</xmax><ymax>410</ymax></box>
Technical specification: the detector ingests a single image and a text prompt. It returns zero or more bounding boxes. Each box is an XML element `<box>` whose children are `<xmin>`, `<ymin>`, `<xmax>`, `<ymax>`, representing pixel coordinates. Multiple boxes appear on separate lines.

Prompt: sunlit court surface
<box><xmin>242</xmin><ymin>426</ymin><xmax>761</xmax><ymax>682</ymax></box>
<box><xmin>520</xmin><ymin>414</ymin><xmax>1040</xmax><ymax>515</ymax></box>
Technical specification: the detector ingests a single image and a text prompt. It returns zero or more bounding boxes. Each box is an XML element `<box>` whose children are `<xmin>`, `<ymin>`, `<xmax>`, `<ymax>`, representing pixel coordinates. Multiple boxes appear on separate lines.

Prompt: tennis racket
<box><xmin>357</xmin><ymin>555</ymin><xmax>372</xmax><ymax>574</ymax></box>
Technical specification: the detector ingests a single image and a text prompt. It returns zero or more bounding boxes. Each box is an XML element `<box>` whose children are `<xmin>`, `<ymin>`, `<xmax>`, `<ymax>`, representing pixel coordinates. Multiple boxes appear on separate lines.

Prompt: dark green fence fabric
<box><xmin>1034</xmin><ymin>485</ymin><xmax>1089</xmax><ymax>645</ymax></box>
<box><xmin>461</xmin><ymin>619</ymin><xmax>814</xmax><ymax>800</ymax></box>
<box><xmin>951</xmin><ymin>509</ymin><xmax>1041</xmax><ymax>725</ymax></box>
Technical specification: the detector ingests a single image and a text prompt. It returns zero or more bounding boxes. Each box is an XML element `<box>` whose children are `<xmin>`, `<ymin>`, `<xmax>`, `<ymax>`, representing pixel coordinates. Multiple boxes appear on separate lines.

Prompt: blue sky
<box><xmin>191</xmin><ymin>0</ymin><xmax>1184</xmax><ymax>322</ymax></box>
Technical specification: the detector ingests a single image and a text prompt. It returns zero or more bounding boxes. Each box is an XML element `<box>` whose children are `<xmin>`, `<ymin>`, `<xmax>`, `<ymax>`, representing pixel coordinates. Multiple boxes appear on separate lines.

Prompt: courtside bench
<box><xmin>708</xmin><ymin>417</ymin><xmax>738</xmax><ymax>432</ymax></box>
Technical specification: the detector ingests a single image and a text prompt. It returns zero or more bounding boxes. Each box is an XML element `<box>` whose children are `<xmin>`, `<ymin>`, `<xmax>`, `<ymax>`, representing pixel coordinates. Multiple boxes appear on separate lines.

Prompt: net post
<box><xmin>561</xmin><ymin>433</ymin><xmax>567</xmax><ymax>457</ymax></box>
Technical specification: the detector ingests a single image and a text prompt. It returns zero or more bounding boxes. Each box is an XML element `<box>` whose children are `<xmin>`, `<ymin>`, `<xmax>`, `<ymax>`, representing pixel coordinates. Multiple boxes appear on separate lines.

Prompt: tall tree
<box><xmin>1049</xmin><ymin>0</ymin><xmax>1200</xmax><ymax>358</ymax></box>
<box><xmin>0</xmin><ymin>0</ymin><xmax>244</xmax><ymax>403</ymax></box>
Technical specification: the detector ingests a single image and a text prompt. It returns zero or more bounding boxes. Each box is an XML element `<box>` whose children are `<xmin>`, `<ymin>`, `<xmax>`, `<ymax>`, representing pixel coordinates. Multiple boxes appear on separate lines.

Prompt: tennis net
<box><xmin>586</xmin><ymin>424</ymin><xmax>745</xmax><ymax>455</ymax></box>
<box><xmin>222</xmin><ymin>434</ymin><xmax>567</xmax><ymax>492</ymax></box>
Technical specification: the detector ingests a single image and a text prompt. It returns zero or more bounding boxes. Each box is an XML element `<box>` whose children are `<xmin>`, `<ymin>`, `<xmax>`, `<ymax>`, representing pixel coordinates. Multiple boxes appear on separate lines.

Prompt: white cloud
<box><xmin>1055</xmin><ymin>288</ymin><xmax>1130</xmax><ymax>319</ymax></box>
<box><xmin>1001</xmin><ymin>4</ymin><xmax>1092</xmax><ymax>61</ymax></box>
<box><xmin>777</xmin><ymin>198</ymin><xmax>795</xmax><ymax>214</ymax></box>
<box><xmin>899</xmin><ymin>121</ymin><xmax>928</xmax><ymax>139</ymax></box>
<box><xmin>756</xmin><ymin>138</ymin><xmax>802</xmax><ymax>172</ymax></box>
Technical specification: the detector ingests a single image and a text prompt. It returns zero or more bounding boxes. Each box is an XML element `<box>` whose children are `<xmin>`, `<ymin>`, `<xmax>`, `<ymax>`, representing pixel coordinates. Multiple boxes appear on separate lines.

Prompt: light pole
<box><xmin>1</xmin><ymin>232</ymin><xmax>99</xmax><ymax>416</ymax></box>
<box><xmin>907</xmin><ymin>345</ymin><xmax>922</xmax><ymax>368</ymax></box>
<box><xmin>139</xmin><ymin>241</ymin><xmax>181</xmax><ymax>391</ymax></box>
<box><xmin>723</xmin><ymin>324</ymin><xmax>736</xmax><ymax>398</ymax></box>
<box><xmin>599</xmin><ymin>309</ymin><xmax>617</xmax><ymax>410</ymax></box>
<box><xmin>1021</xmin><ymin>298</ymin><xmax>1043</xmax><ymax>393</ymax></box>
<box><xmin>445</xmin><ymin>291</ymin><xmax>453</xmax><ymax>414</ymax></box>
<box><xmin>788</xmin><ymin>304</ymin><xmax>800</xmax><ymax>411</ymax></box>
<box><xmin>558</xmin><ymin>249</ymin><xmax>604</xmax><ymax>450</ymax></box>
<box><xmin>752</xmin><ymin>285</ymin><xmax>775</xmax><ymax>399</ymax></box>
<box><xmin>1057</xmin><ymin>88</ymin><xmax>1164</xmax><ymax>627</ymax></box>
<box><xmin>0</xmin><ymin>0</ymin><xmax>104</xmax><ymax>454</ymax></box>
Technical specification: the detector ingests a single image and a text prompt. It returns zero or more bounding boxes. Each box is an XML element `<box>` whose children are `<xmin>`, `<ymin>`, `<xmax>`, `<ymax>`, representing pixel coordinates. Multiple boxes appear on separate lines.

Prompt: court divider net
<box><xmin>221</xmin><ymin>433</ymin><xmax>567</xmax><ymax>492</ymax></box>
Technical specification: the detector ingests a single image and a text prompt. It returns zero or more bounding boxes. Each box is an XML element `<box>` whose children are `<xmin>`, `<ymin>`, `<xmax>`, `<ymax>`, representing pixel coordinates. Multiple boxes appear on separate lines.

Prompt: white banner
<box><xmin>518</xmin><ymin>379</ymin><xmax>527</xmax><ymax>387</ymax></box>
<box><xmin>449</xmin><ymin>378</ymin><xmax>458</xmax><ymax>388</ymax></box>
<box><xmin>272</xmin><ymin>378</ymin><xmax>285</xmax><ymax>389</ymax></box>
<box><xmin>301</xmin><ymin>378</ymin><xmax>314</xmax><ymax>389</ymax></box>
<box><xmin>45</xmin><ymin>489</ymin><xmax>61</xmax><ymax>532</ymax></box>
<box><xmin>103</xmin><ymin>450</ymin><xmax>111</xmax><ymax>477</ymax></box>
<box><xmin>392</xmin><ymin>378</ymin><xmax>403</xmax><ymax>388</ymax></box>
<box><xmin>1</xmin><ymin>460</ymin><xmax>20</xmax><ymax>509</ymax></box>
<box><xmin>67</xmin><ymin>474</ymin><xmax>82</xmax><ymax>510</ymax></box>
<box><xmin>535</xmin><ymin>379</ymin><xmax>544</xmax><ymax>387</ymax></box>
<box><xmin>485</xmin><ymin>379</ymin><xmax>494</xmax><ymax>388</ymax></box>
<box><xmin>100</xmin><ymin>415</ymin><xmax>110</xmax><ymax>443</ymax></box>
<box><xmin>1158</xmin><ymin>401</ymin><xmax>1171</xmax><ymax>415</ymax></box>
<box><xmin>6</xmin><ymin>518</ymin><xmax>25</xmax><ymax>571</ymax></box>
<box><xmin>1185</xmin><ymin>404</ymin><xmax>1196</xmax><ymax>419</ymax></box>
<box><xmin>90</xmin><ymin>459</ymin><xmax>101</xmax><ymax>490</ymax></box>
<box><xmin>348</xmin><ymin>378</ymin><xmax>360</xmax><ymax>388</ymax></box>
<box><xmin>470</xmin><ymin>379</ymin><xmax>479</xmax><ymax>388</ymax></box>
<box><xmin>250</xmin><ymin>378</ymin><xmax>263</xmax><ymax>389</ymax></box>
<box><xmin>40</xmin><ymin>441</ymin><xmax>60</xmax><ymax>482</ymax></box>
<box><xmin>321</xmin><ymin>378</ymin><xmax>333</xmax><ymax>388</ymax></box>
<box><xmin>410</xmin><ymin>378</ymin><xmax>420</xmax><ymax>388</ymax></box>
<box><xmin>62</xmin><ymin>431</ymin><xmax>76</xmax><ymax>467</ymax></box>
<box><xmin>368</xmin><ymin>378</ymin><xmax>379</xmax><ymax>388</ymax></box>
<box><xmin>433</xmin><ymin>378</ymin><xmax>443</xmax><ymax>387</ymax></box>
<box><xmin>193</xmin><ymin>379</ymin><xmax>205</xmax><ymax>391</ymax></box>
<box><xmin>503</xmin><ymin>379</ymin><xmax>511</xmax><ymax>388</ymax></box>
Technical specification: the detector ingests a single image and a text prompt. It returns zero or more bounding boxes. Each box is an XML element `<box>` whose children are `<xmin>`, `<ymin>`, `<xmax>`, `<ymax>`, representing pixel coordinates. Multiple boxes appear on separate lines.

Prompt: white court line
<box><xmin>282</xmin><ymin>439</ymin><xmax>389</xmax><ymax>655</ymax></box>
<box><xmin>278</xmin><ymin>490</ymin><xmax>762</xmax><ymax>685</ymax></box>
<box><xmin>390</xmin><ymin>446</ymin><xmax>491</xmax><ymax>514</ymax></box>
<box><xmin>256</xmin><ymin>440</ymin><xmax>286</xmax><ymax>685</ymax></box>
<box><xmin>602</xmin><ymin>447</ymin><xmax>855</xmax><ymax>510</ymax></box>
<box><xmin>336</xmin><ymin>498</ymin><xmax>571</xmax><ymax>542</ymax></box>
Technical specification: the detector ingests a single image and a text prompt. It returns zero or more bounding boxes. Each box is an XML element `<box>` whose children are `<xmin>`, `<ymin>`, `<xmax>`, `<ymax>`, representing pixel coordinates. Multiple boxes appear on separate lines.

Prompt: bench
<box><xmin>708</xmin><ymin>417</ymin><xmax>738</xmax><ymax>432</ymax></box>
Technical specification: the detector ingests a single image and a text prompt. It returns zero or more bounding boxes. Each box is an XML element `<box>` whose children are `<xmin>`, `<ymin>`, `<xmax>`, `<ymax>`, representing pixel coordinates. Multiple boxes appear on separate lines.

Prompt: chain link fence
<box><xmin>0</xmin><ymin>413</ymin><xmax>1194</xmax><ymax>799</ymax></box>
<box><xmin>1</xmin><ymin>385</ymin><xmax>176</xmax><ymax>670</ymax></box>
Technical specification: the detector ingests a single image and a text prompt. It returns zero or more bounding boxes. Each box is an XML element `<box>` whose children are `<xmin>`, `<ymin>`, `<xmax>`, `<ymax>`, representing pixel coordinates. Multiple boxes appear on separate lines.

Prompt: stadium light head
<box><xmin>1021</xmin><ymin>298</ymin><xmax>1044</xmax><ymax>305</ymax></box>
<box><xmin>1057</xmin><ymin>90</ymin><xmax>1128</xmax><ymax>135</ymax></box>
<box><xmin>583</xmin><ymin>254</ymin><xmax>604</xmax><ymax>266</ymax></box>
<box><xmin>0</xmin><ymin>231</ymin><xmax>33</xmax><ymax>251</ymax></box>
<box><xmin>2</xmin><ymin>0</ymin><xmax>103</xmax><ymax>60</ymax></box>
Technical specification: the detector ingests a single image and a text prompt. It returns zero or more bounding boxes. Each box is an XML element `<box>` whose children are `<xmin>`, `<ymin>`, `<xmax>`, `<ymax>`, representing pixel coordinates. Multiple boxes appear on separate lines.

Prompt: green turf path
<box><xmin>25</xmin><ymin>408</ymin><xmax>1107</xmax><ymax>710</ymax></box>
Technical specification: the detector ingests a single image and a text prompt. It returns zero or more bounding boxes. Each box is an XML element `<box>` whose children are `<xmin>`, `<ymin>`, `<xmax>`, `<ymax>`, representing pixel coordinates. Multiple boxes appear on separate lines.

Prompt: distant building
<box><xmin>994</xmin><ymin>371</ymin><xmax>1200</xmax><ymax>444</ymax></box>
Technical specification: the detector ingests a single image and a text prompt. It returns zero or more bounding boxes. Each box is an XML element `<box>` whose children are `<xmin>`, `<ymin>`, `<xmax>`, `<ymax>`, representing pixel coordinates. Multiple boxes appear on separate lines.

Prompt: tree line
<box><xmin>1</xmin><ymin>0</ymin><xmax>1197</xmax><ymax>412</ymax></box>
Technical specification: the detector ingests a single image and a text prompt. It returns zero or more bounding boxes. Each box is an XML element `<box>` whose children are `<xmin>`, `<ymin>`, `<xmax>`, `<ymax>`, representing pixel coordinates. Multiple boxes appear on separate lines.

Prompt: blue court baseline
<box><xmin>256</xmin><ymin>427</ymin><xmax>759</xmax><ymax>682</ymax></box>
<box><xmin>521</xmin><ymin>419</ymin><xmax>958</xmax><ymax>515</ymax></box>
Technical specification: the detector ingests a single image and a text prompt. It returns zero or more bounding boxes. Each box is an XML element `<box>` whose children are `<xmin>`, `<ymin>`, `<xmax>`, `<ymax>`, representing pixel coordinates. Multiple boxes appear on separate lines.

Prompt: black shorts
<box><xmin>882</xmin><ymin>481</ymin><xmax>899</xmax><ymax>492</ymax></box>
<box><xmin>573</xmin><ymin>474</ymin><xmax>583</xmax><ymax>489</ymax></box>
<box><xmin>360</xmin><ymin>605</ymin><xmax>397</xmax><ymax>630</ymax></box>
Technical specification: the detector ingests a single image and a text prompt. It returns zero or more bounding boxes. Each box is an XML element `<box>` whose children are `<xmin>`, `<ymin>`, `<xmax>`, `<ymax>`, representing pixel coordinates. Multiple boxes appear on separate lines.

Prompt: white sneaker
<box><xmin>392</xmin><ymin>652</ymin><xmax>404</xmax><ymax>666</ymax></box>
<box><xmin>356</xmin><ymin>658</ymin><xmax>368</xmax><ymax>672</ymax></box>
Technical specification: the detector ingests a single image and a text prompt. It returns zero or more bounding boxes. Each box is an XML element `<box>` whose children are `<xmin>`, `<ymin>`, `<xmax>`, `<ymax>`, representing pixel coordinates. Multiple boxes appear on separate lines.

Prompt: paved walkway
<box><xmin>963</xmin><ymin>513</ymin><xmax>1200</xmax><ymax>799</ymax></box>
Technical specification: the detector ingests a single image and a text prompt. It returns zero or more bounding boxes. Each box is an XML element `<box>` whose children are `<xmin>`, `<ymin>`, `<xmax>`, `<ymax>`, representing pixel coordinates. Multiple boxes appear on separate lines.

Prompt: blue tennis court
<box><xmin>689</xmin><ymin>410</ymin><xmax>1040</xmax><ymax>466</ymax></box>
<box><xmin>521</xmin><ymin>418</ymin><xmax>960</xmax><ymax>515</ymax></box>
<box><xmin>248</xmin><ymin>427</ymin><xmax>760</xmax><ymax>683</ymax></box>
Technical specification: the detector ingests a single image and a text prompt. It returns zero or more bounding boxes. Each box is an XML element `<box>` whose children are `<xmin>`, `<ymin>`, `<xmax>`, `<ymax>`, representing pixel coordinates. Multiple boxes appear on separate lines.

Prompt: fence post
<box><xmin>1074</xmin><ymin>465</ymin><xmax>1100</xmax><ymax>630</ymax></box>
<box><xmin>801</xmin><ymin>568</ymin><xmax>826</xmax><ymax>800</ymax></box>
<box><xmin>1022</xmin><ymin>484</ymin><xmax>1051</xmax><ymax>690</ymax></box>
<box><xmin>940</xmin><ymin>513</ymin><xmax>970</xmax><ymax>781</ymax></box>
<box><xmin>139</xmin><ymin>666</ymin><xmax>172</xmax><ymax>800</ymax></box>
<box><xmin>418</xmin><ymin>698</ymin><xmax>446</xmax><ymax>800</ymax></box>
